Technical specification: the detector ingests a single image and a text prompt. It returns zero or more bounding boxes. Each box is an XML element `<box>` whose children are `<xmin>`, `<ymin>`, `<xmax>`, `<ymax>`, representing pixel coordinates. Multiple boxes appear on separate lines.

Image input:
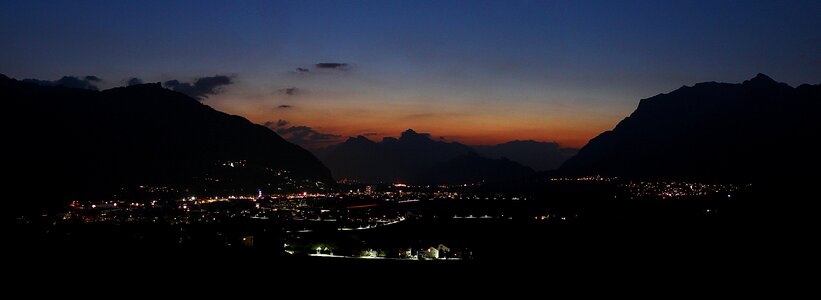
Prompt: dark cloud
<box><xmin>127</xmin><ymin>77</ymin><xmax>143</xmax><ymax>86</ymax></box>
<box><xmin>279</xmin><ymin>87</ymin><xmax>299</xmax><ymax>96</ymax></box>
<box><xmin>163</xmin><ymin>75</ymin><xmax>233</xmax><ymax>100</ymax></box>
<box><xmin>315</xmin><ymin>63</ymin><xmax>349</xmax><ymax>70</ymax></box>
<box><xmin>22</xmin><ymin>75</ymin><xmax>101</xmax><ymax>90</ymax></box>
<box><xmin>263</xmin><ymin>120</ymin><xmax>342</xmax><ymax>149</ymax></box>
<box><xmin>361</xmin><ymin>132</ymin><xmax>379</xmax><ymax>136</ymax></box>
<box><xmin>263</xmin><ymin>119</ymin><xmax>289</xmax><ymax>128</ymax></box>
<box><xmin>277</xmin><ymin>105</ymin><xmax>293</xmax><ymax>109</ymax></box>
<box><xmin>278</xmin><ymin>126</ymin><xmax>342</xmax><ymax>141</ymax></box>
<box><xmin>291</xmin><ymin>63</ymin><xmax>349</xmax><ymax>75</ymax></box>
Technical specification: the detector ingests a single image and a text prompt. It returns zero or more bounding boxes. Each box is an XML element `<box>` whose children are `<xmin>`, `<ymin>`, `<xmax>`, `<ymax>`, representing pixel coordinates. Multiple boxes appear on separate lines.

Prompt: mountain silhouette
<box><xmin>560</xmin><ymin>74</ymin><xmax>821</xmax><ymax>182</ymax></box>
<box><xmin>473</xmin><ymin>140</ymin><xmax>577</xmax><ymax>171</ymax></box>
<box><xmin>317</xmin><ymin>129</ymin><xmax>474</xmax><ymax>183</ymax></box>
<box><xmin>419</xmin><ymin>152</ymin><xmax>535</xmax><ymax>184</ymax></box>
<box><xmin>2</xmin><ymin>74</ymin><xmax>332</xmax><ymax>214</ymax></box>
<box><xmin>317</xmin><ymin>129</ymin><xmax>567</xmax><ymax>183</ymax></box>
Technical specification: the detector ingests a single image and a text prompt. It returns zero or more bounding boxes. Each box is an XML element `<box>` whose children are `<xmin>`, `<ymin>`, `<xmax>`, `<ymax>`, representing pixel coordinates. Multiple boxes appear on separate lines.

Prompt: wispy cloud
<box><xmin>263</xmin><ymin>119</ymin><xmax>342</xmax><ymax>149</ymax></box>
<box><xmin>279</xmin><ymin>87</ymin><xmax>299</xmax><ymax>96</ymax></box>
<box><xmin>264</xmin><ymin>119</ymin><xmax>290</xmax><ymax>128</ymax></box>
<box><xmin>163</xmin><ymin>75</ymin><xmax>234</xmax><ymax>100</ymax></box>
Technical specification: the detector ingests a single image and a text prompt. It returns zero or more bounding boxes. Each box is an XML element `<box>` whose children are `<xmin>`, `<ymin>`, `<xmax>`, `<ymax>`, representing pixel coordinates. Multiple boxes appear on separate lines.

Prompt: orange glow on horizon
<box><xmin>209</xmin><ymin>93</ymin><xmax>626</xmax><ymax>150</ymax></box>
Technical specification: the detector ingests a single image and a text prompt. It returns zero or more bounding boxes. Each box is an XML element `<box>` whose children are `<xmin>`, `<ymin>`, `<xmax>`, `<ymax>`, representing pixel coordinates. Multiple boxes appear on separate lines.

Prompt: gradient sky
<box><xmin>2</xmin><ymin>0</ymin><xmax>820</xmax><ymax>149</ymax></box>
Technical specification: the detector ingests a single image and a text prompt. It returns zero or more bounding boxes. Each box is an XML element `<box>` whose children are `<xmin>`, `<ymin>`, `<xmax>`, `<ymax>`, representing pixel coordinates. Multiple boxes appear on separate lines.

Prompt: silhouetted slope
<box><xmin>419</xmin><ymin>152</ymin><xmax>535</xmax><ymax>184</ymax></box>
<box><xmin>2</xmin><ymin>74</ymin><xmax>332</xmax><ymax>214</ymax></box>
<box><xmin>473</xmin><ymin>140</ymin><xmax>577</xmax><ymax>171</ymax></box>
<box><xmin>560</xmin><ymin>74</ymin><xmax>821</xmax><ymax>182</ymax></box>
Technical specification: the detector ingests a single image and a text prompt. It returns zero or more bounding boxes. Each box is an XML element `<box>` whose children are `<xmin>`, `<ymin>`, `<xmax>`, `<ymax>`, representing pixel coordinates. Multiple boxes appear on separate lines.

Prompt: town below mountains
<box><xmin>7</xmin><ymin>72</ymin><xmax>819</xmax><ymax>268</ymax></box>
<box><xmin>5</xmin><ymin>72</ymin><xmax>819</xmax><ymax>214</ymax></box>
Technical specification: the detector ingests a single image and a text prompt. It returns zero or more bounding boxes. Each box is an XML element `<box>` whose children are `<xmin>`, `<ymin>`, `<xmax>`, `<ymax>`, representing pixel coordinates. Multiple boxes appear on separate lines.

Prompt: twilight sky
<box><xmin>2</xmin><ymin>0</ymin><xmax>820</xmax><ymax>149</ymax></box>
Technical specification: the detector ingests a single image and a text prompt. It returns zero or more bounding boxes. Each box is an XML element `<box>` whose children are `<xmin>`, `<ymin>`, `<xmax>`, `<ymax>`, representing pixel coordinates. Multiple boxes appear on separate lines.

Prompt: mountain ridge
<box><xmin>559</xmin><ymin>73</ymin><xmax>821</xmax><ymax>182</ymax></box>
<box><xmin>316</xmin><ymin>129</ymin><xmax>574</xmax><ymax>183</ymax></box>
<box><xmin>3</xmin><ymin>74</ymin><xmax>333</xmax><ymax>213</ymax></box>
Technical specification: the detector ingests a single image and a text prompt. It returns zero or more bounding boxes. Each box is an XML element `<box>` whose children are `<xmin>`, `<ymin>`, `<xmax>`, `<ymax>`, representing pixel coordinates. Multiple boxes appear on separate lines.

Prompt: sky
<box><xmin>2</xmin><ymin>0</ymin><xmax>820</xmax><ymax>149</ymax></box>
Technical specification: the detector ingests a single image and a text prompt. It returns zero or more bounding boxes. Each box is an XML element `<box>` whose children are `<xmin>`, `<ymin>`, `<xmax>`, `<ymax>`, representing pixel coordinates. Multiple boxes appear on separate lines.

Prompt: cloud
<box><xmin>361</xmin><ymin>132</ymin><xmax>379</xmax><ymax>136</ymax></box>
<box><xmin>263</xmin><ymin>119</ymin><xmax>289</xmax><ymax>128</ymax></box>
<box><xmin>263</xmin><ymin>120</ymin><xmax>342</xmax><ymax>148</ymax></box>
<box><xmin>278</xmin><ymin>87</ymin><xmax>299</xmax><ymax>96</ymax></box>
<box><xmin>127</xmin><ymin>77</ymin><xmax>143</xmax><ymax>86</ymax></box>
<box><xmin>290</xmin><ymin>63</ymin><xmax>350</xmax><ymax>75</ymax></box>
<box><xmin>278</xmin><ymin>126</ymin><xmax>342</xmax><ymax>141</ymax></box>
<box><xmin>163</xmin><ymin>75</ymin><xmax>233</xmax><ymax>100</ymax></box>
<box><xmin>315</xmin><ymin>63</ymin><xmax>349</xmax><ymax>70</ymax></box>
<box><xmin>22</xmin><ymin>75</ymin><xmax>101</xmax><ymax>90</ymax></box>
<box><xmin>277</xmin><ymin>105</ymin><xmax>293</xmax><ymax>109</ymax></box>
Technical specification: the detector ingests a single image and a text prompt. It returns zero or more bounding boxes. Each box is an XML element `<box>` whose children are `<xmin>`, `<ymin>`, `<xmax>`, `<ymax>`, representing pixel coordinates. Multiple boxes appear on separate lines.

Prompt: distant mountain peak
<box><xmin>401</xmin><ymin>128</ymin><xmax>420</xmax><ymax>137</ymax></box>
<box><xmin>349</xmin><ymin>135</ymin><xmax>369</xmax><ymax>141</ymax></box>
<box><xmin>743</xmin><ymin>73</ymin><xmax>777</xmax><ymax>86</ymax></box>
<box><xmin>126</xmin><ymin>82</ymin><xmax>164</xmax><ymax>89</ymax></box>
<box><xmin>400</xmin><ymin>128</ymin><xmax>431</xmax><ymax>140</ymax></box>
<box><xmin>318</xmin><ymin>128</ymin><xmax>577</xmax><ymax>182</ymax></box>
<box><xmin>346</xmin><ymin>135</ymin><xmax>375</xmax><ymax>144</ymax></box>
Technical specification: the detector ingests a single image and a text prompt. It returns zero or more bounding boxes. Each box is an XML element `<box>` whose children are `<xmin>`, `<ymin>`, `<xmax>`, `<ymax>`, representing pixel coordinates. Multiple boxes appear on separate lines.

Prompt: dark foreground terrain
<box><xmin>9</xmin><ymin>183</ymin><xmax>816</xmax><ymax>284</ymax></box>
